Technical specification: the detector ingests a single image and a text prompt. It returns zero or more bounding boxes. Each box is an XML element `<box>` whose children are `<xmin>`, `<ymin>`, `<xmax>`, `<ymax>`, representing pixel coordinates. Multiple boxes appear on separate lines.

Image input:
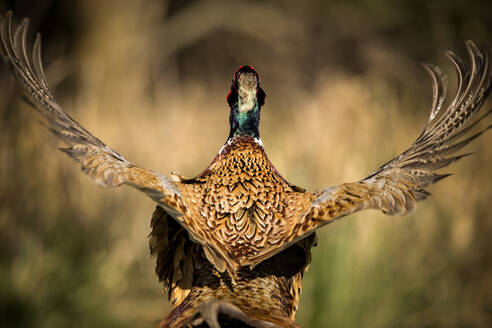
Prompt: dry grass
<box><xmin>0</xmin><ymin>0</ymin><xmax>491</xmax><ymax>327</ymax></box>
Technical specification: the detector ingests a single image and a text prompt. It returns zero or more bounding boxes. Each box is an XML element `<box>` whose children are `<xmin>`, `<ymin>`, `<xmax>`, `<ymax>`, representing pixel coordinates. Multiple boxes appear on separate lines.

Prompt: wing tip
<box><xmin>433</xmin><ymin>173</ymin><xmax>453</xmax><ymax>184</ymax></box>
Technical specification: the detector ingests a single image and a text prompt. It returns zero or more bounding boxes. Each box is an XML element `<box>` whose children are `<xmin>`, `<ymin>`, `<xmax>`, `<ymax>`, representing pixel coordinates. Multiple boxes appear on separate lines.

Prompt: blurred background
<box><xmin>0</xmin><ymin>0</ymin><xmax>491</xmax><ymax>327</ymax></box>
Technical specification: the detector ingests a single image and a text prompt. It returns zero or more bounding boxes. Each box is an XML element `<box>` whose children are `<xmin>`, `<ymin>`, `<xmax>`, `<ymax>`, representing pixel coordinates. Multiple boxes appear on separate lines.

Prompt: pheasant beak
<box><xmin>237</xmin><ymin>72</ymin><xmax>258</xmax><ymax>113</ymax></box>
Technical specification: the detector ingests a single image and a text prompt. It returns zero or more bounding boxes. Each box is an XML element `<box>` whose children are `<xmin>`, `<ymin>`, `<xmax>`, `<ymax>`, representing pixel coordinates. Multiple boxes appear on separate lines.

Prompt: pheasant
<box><xmin>1</xmin><ymin>11</ymin><xmax>491</xmax><ymax>328</ymax></box>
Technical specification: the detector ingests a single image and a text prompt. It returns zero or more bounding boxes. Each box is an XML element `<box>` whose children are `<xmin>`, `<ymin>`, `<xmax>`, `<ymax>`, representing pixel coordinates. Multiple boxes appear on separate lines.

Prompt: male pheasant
<box><xmin>1</xmin><ymin>12</ymin><xmax>491</xmax><ymax>328</ymax></box>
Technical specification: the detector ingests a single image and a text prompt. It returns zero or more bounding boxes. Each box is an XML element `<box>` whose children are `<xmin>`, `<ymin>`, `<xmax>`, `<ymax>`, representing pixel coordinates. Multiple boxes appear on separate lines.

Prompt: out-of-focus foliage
<box><xmin>0</xmin><ymin>0</ymin><xmax>491</xmax><ymax>327</ymax></box>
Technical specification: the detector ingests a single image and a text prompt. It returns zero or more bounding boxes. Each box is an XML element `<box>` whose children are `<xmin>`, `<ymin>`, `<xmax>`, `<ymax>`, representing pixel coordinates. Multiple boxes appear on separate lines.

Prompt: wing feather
<box><xmin>305</xmin><ymin>40</ymin><xmax>491</xmax><ymax>225</ymax></box>
<box><xmin>0</xmin><ymin>12</ymin><xmax>183</xmax><ymax>213</ymax></box>
<box><xmin>149</xmin><ymin>206</ymin><xmax>197</xmax><ymax>307</ymax></box>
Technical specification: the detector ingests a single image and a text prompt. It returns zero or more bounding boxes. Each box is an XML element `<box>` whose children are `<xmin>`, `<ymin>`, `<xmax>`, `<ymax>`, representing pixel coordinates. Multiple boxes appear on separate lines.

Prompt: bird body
<box><xmin>179</xmin><ymin>136</ymin><xmax>310</xmax><ymax>272</ymax></box>
<box><xmin>151</xmin><ymin>135</ymin><xmax>315</xmax><ymax>328</ymax></box>
<box><xmin>1</xmin><ymin>11</ymin><xmax>491</xmax><ymax>328</ymax></box>
<box><xmin>154</xmin><ymin>207</ymin><xmax>315</xmax><ymax>328</ymax></box>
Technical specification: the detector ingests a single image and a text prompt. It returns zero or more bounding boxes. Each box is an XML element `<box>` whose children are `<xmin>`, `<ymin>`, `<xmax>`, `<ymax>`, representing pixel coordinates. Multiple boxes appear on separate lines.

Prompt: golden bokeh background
<box><xmin>0</xmin><ymin>0</ymin><xmax>491</xmax><ymax>327</ymax></box>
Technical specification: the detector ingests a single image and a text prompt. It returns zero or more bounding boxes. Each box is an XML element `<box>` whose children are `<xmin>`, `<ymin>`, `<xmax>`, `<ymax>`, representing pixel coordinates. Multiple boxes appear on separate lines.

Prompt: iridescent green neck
<box><xmin>228</xmin><ymin>103</ymin><xmax>260</xmax><ymax>139</ymax></box>
<box><xmin>225</xmin><ymin>65</ymin><xmax>265</xmax><ymax>141</ymax></box>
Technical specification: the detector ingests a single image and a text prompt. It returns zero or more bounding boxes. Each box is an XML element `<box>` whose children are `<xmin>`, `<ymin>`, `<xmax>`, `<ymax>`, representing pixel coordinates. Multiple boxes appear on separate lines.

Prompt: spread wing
<box><xmin>247</xmin><ymin>41</ymin><xmax>492</xmax><ymax>267</ymax></box>
<box><xmin>301</xmin><ymin>41</ymin><xmax>492</xmax><ymax>240</ymax></box>
<box><xmin>0</xmin><ymin>12</ymin><xmax>184</xmax><ymax>216</ymax></box>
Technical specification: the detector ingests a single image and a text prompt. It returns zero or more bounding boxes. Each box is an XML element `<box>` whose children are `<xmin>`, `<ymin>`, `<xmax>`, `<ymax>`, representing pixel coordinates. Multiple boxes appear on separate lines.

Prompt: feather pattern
<box><xmin>149</xmin><ymin>206</ymin><xmax>197</xmax><ymax>307</ymax></box>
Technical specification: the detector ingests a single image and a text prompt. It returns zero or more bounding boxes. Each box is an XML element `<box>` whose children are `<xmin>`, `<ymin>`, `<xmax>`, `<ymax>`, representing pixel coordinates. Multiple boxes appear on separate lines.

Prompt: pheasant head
<box><xmin>227</xmin><ymin>66</ymin><xmax>266</xmax><ymax>140</ymax></box>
